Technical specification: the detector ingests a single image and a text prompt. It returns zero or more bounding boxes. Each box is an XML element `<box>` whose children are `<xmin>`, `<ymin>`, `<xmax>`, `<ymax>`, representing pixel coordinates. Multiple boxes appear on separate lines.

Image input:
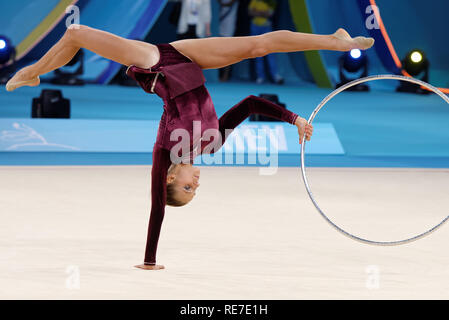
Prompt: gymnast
<box><xmin>6</xmin><ymin>25</ymin><xmax>374</xmax><ymax>270</ymax></box>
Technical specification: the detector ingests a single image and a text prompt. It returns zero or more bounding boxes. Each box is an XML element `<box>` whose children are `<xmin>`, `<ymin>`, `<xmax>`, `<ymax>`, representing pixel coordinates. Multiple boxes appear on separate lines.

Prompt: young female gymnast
<box><xmin>6</xmin><ymin>25</ymin><xmax>374</xmax><ymax>270</ymax></box>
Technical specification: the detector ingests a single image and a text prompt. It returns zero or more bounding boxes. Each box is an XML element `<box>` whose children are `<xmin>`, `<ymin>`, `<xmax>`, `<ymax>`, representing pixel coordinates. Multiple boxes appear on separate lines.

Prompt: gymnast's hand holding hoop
<box><xmin>295</xmin><ymin>117</ymin><xmax>314</xmax><ymax>144</ymax></box>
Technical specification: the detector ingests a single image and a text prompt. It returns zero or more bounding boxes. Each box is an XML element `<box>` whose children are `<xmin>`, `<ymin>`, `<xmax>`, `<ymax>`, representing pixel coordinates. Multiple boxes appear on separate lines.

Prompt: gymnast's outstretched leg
<box><xmin>170</xmin><ymin>28</ymin><xmax>374</xmax><ymax>69</ymax></box>
<box><xmin>6</xmin><ymin>24</ymin><xmax>160</xmax><ymax>91</ymax></box>
<box><xmin>6</xmin><ymin>26</ymin><xmax>373</xmax><ymax>91</ymax></box>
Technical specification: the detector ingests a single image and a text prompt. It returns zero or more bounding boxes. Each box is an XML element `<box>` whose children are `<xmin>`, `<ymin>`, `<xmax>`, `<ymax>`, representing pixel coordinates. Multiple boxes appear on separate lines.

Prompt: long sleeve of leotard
<box><xmin>217</xmin><ymin>95</ymin><xmax>299</xmax><ymax>145</ymax></box>
<box><xmin>144</xmin><ymin>144</ymin><xmax>172</xmax><ymax>265</ymax></box>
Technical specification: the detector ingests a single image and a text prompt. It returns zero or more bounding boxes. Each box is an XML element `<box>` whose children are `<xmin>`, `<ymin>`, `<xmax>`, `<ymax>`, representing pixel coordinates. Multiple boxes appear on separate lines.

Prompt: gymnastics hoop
<box><xmin>300</xmin><ymin>74</ymin><xmax>449</xmax><ymax>246</ymax></box>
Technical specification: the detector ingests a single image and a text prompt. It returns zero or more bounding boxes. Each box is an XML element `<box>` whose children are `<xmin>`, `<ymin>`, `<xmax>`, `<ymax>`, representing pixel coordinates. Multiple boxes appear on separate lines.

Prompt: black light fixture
<box><xmin>32</xmin><ymin>89</ymin><xmax>71</xmax><ymax>118</ymax></box>
<box><xmin>397</xmin><ymin>49</ymin><xmax>430</xmax><ymax>94</ymax></box>
<box><xmin>0</xmin><ymin>35</ymin><xmax>16</xmax><ymax>84</ymax></box>
<box><xmin>337</xmin><ymin>49</ymin><xmax>369</xmax><ymax>91</ymax></box>
<box><xmin>51</xmin><ymin>49</ymin><xmax>85</xmax><ymax>85</ymax></box>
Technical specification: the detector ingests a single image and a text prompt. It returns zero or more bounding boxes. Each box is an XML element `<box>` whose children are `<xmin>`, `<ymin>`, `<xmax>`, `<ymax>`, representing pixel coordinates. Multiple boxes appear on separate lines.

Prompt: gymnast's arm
<box><xmin>135</xmin><ymin>145</ymin><xmax>171</xmax><ymax>271</ymax></box>
<box><xmin>214</xmin><ymin>95</ymin><xmax>313</xmax><ymax>147</ymax></box>
<box><xmin>214</xmin><ymin>95</ymin><xmax>297</xmax><ymax>145</ymax></box>
<box><xmin>219</xmin><ymin>95</ymin><xmax>298</xmax><ymax>134</ymax></box>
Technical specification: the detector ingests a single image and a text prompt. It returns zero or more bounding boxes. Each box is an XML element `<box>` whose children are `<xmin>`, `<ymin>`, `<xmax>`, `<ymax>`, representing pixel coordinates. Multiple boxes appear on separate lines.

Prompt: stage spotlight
<box><xmin>337</xmin><ymin>49</ymin><xmax>369</xmax><ymax>91</ymax></box>
<box><xmin>410</xmin><ymin>51</ymin><xmax>422</xmax><ymax>63</ymax></box>
<box><xmin>403</xmin><ymin>49</ymin><xmax>428</xmax><ymax>77</ymax></box>
<box><xmin>0</xmin><ymin>36</ymin><xmax>15</xmax><ymax>65</ymax></box>
<box><xmin>0</xmin><ymin>35</ymin><xmax>17</xmax><ymax>84</ymax></box>
<box><xmin>397</xmin><ymin>49</ymin><xmax>430</xmax><ymax>94</ymax></box>
<box><xmin>350</xmin><ymin>48</ymin><xmax>362</xmax><ymax>59</ymax></box>
<box><xmin>51</xmin><ymin>49</ymin><xmax>85</xmax><ymax>86</ymax></box>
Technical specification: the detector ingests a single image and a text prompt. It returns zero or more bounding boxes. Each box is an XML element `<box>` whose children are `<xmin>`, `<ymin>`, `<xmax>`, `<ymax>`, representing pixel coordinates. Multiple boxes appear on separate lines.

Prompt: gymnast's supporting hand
<box><xmin>295</xmin><ymin>117</ymin><xmax>313</xmax><ymax>144</ymax></box>
<box><xmin>134</xmin><ymin>264</ymin><xmax>165</xmax><ymax>270</ymax></box>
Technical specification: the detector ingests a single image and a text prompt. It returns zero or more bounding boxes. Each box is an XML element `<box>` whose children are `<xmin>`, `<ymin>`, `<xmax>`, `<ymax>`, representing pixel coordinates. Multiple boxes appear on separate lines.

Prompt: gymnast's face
<box><xmin>167</xmin><ymin>164</ymin><xmax>200</xmax><ymax>205</ymax></box>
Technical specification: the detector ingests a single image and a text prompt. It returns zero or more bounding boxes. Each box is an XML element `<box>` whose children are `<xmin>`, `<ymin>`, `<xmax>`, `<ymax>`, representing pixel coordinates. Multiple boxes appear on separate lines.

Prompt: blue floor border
<box><xmin>1</xmin><ymin>152</ymin><xmax>448</xmax><ymax>168</ymax></box>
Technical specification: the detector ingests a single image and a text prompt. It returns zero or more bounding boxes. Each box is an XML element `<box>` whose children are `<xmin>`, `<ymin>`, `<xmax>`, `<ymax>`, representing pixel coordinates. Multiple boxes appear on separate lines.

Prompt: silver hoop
<box><xmin>300</xmin><ymin>74</ymin><xmax>449</xmax><ymax>246</ymax></box>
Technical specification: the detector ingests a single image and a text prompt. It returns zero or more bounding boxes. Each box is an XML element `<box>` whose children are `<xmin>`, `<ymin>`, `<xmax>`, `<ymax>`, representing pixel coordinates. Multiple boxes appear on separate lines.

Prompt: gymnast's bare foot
<box><xmin>332</xmin><ymin>28</ymin><xmax>375</xmax><ymax>51</ymax></box>
<box><xmin>5</xmin><ymin>67</ymin><xmax>40</xmax><ymax>92</ymax></box>
<box><xmin>134</xmin><ymin>264</ymin><xmax>165</xmax><ymax>270</ymax></box>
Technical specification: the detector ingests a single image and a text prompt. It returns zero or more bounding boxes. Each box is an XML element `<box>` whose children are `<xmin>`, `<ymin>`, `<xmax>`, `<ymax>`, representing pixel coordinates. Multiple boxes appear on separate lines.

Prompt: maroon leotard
<box><xmin>127</xmin><ymin>43</ymin><xmax>299</xmax><ymax>265</ymax></box>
